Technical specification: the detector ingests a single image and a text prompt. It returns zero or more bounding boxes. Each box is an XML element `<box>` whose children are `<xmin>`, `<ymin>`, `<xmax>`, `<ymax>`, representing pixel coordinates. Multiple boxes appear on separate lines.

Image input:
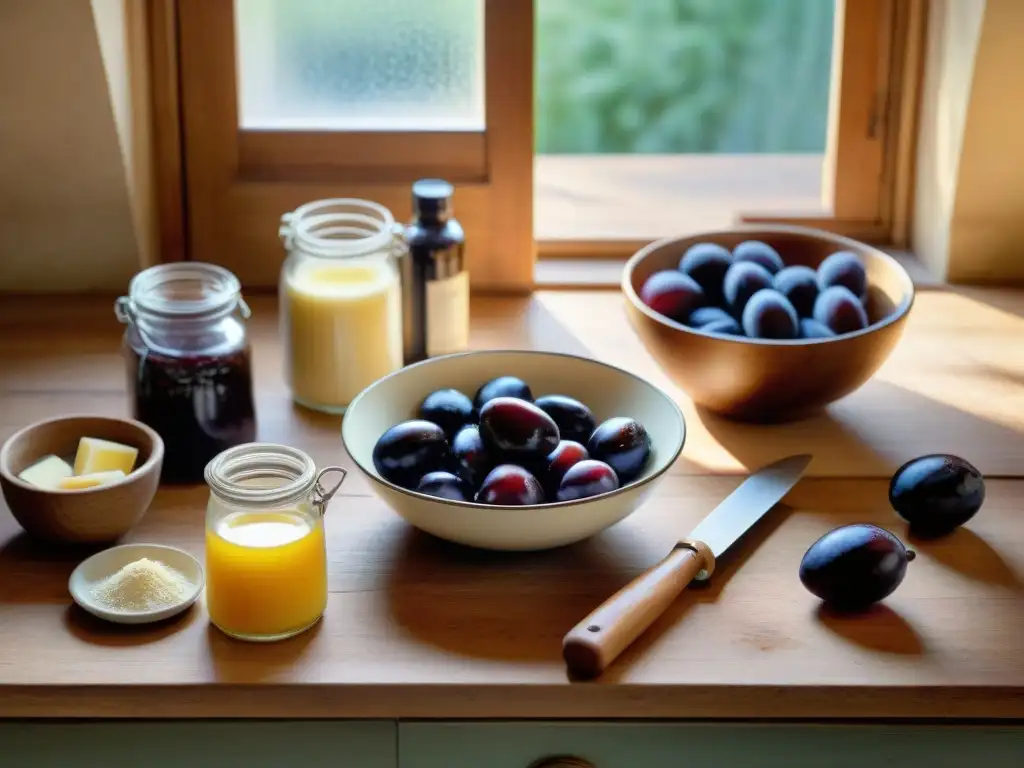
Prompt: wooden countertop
<box><xmin>1</xmin><ymin>290</ymin><xmax>1023</xmax><ymax>720</ymax></box>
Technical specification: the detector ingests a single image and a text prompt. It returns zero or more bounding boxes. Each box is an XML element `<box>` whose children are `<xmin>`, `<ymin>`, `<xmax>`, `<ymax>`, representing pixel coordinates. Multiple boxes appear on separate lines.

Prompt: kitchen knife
<box><xmin>563</xmin><ymin>453</ymin><xmax>812</xmax><ymax>679</ymax></box>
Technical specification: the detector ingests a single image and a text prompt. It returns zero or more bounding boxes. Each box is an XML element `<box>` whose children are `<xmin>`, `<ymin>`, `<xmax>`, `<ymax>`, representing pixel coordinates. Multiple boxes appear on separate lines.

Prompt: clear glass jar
<box><xmin>203</xmin><ymin>443</ymin><xmax>346</xmax><ymax>642</ymax></box>
<box><xmin>279</xmin><ymin>198</ymin><xmax>404</xmax><ymax>414</ymax></box>
<box><xmin>114</xmin><ymin>263</ymin><xmax>257</xmax><ymax>484</ymax></box>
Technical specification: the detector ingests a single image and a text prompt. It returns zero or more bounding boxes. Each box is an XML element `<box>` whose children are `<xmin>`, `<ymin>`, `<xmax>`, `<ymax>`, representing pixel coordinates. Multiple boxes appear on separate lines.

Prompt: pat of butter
<box><xmin>18</xmin><ymin>455</ymin><xmax>73</xmax><ymax>489</ymax></box>
<box><xmin>58</xmin><ymin>470</ymin><xmax>126</xmax><ymax>490</ymax></box>
<box><xmin>73</xmin><ymin>437</ymin><xmax>139</xmax><ymax>476</ymax></box>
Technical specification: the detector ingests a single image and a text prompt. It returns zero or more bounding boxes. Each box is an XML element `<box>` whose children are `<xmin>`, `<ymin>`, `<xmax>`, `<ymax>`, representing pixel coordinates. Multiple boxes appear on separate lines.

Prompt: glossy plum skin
<box><xmin>741</xmin><ymin>289</ymin><xmax>799</xmax><ymax>339</ymax></box>
<box><xmin>687</xmin><ymin>306</ymin><xmax>733</xmax><ymax>328</ymax></box>
<box><xmin>539</xmin><ymin>440</ymin><xmax>590</xmax><ymax>496</ymax></box>
<box><xmin>723</xmin><ymin>261</ymin><xmax>774</xmax><ymax>318</ymax></box>
<box><xmin>534</xmin><ymin>394</ymin><xmax>597</xmax><ymax>445</ymax></box>
<box><xmin>679</xmin><ymin>242</ymin><xmax>733</xmax><ymax>304</ymax></box>
<box><xmin>475</xmin><ymin>464</ymin><xmax>545</xmax><ymax>505</ymax></box>
<box><xmin>814</xmin><ymin>286</ymin><xmax>868</xmax><ymax>335</ymax></box>
<box><xmin>799</xmin><ymin>318</ymin><xmax>835</xmax><ymax>339</ymax></box>
<box><xmin>773</xmin><ymin>265</ymin><xmax>819</xmax><ymax>317</ymax></box>
<box><xmin>478</xmin><ymin>397</ymin><xmax>560</xmax><ymax>459</ymax></box>
<box><xmin>799</xmin><ymin>524</ymin><xmax>915</xmax><ymax>610</ymax></box>
<box><xmin>473</xmin><ymin>376</ymin><xmax>533</xmax><ymax>410</ymax></box>
<box><xmin>450</xmin><ymin>424</ymin><xmax>493</xmax><ymax>487</ymax></box>
<box><xmin>418</xmin><ymin>388</ymin><xmax>475</xmax><ymax>439</ymax></box>
<box><xmin>372</xmin><ymin>420</ymin><xmax>448</xmax><ymax>489</ymax></box>
<box><xmin>416</xmin><ymin>471</ymin><xmax>473</xmax><ymax>502</ymax></box>
<box><xmin>556</xmin><ymin>460</ymin><xmax>620</xmax><ymax>502</ymax></box>
<box><xmin>817</xmin><ymin>250</ymin><xmax>867</xmax><ymax>298</ymax></box>
<box><xmin>702</xmin><ymin>317</ymin><xmax>743</xmax><ymax>336</ymax></box>
<box><xmin>732</xmin><ymin>240</ymin><xmax>784</xmax><ymax>274</ymax></box>
<box><xmin>889</xmin><ymin>454</ymin><xmax>985</xmax><ymax>537</ymax></box>
<box><xmin>639</xmin><ymin>270</ymin><xmax>705</xmax><ymax>321</ymax></box>
<box><xmin>587</xmin><ymin>417</ymin><xmax>651</xmax><ymax>482</ymax></box>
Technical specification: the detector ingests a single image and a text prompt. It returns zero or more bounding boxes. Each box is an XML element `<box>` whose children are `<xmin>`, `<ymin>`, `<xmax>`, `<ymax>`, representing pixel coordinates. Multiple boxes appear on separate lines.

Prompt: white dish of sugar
<box><xmin>69</xmin><ymin>543</ymin><xmax>204</xmax><ymax>625</ymax></box>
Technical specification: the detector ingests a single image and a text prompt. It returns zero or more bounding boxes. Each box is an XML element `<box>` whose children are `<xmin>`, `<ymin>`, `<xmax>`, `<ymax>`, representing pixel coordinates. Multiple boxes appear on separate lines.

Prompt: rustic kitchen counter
<box><xmin>1</xmin><ymin>290</ymin><xmax>1023</xmax><ymax>721</ymax></box>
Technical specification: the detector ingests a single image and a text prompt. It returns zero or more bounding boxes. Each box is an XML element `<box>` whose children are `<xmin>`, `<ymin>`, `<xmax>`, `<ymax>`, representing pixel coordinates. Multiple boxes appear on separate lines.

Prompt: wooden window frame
<box><xmin>151</xmin><ymin>0</ymin><xmax>924</xmax><ymax>287</ymax></box>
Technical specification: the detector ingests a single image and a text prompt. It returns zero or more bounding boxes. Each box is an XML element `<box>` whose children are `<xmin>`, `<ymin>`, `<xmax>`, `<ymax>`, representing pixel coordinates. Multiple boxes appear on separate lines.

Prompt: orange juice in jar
<box><xmin>203</xmin><ymin>444</ymin><xmax>345</xmax><ymax>642</ymax></box>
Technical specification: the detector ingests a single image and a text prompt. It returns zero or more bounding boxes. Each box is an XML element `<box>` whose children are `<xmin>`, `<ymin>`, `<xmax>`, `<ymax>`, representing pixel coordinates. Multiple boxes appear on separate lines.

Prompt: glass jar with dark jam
<box><xmin>115</xmin><ymin>263</ymin><xmax>257</xmax><ymax>484</ymax></box>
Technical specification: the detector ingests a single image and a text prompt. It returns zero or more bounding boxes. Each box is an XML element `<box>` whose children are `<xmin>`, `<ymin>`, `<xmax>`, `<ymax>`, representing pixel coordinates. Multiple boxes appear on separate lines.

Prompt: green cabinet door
<box><xmin>400</xmin><ymin>722</ymin><xmax>1024</xmax><ymax>768</ymax></box>
<box><xmin>0</xmin><ymin>721</ymin><xmax>396</xmax><ymax>767</ymax></box>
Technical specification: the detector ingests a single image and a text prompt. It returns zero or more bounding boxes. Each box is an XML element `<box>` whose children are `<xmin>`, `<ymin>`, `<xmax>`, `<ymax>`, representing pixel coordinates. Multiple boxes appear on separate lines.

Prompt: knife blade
<box><xmin>562</xmin><ymin>454</ymin><xmax>812</xmax><ymax>679</ymax></box>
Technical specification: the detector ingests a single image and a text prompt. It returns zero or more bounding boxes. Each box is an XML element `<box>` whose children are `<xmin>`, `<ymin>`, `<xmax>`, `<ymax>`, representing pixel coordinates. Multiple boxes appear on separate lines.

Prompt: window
<box><xmin>156</xmin><ymin>0</ymin><xmax>923</xmax><ymax>287</ymax></box>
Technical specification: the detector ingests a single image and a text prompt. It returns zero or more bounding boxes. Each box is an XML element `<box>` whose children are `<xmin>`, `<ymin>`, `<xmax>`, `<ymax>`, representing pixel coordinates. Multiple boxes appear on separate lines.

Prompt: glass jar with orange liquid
<box><xmin>203</xmin><ymin>443</ymin><xmax>345</xmax><ymax>642</ymax></box>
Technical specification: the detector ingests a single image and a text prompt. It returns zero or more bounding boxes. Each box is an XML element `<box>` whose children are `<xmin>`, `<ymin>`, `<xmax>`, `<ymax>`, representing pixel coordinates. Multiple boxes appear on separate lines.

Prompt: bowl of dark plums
<box><xmin>623</xmin><ymin>225</ymin><xmax>914</xmax><ymax>422</ymax></box>
<box><xmin>342</xmin><ymin>351</ymin><xmax>685</xmax><ymax>550</ymax></box>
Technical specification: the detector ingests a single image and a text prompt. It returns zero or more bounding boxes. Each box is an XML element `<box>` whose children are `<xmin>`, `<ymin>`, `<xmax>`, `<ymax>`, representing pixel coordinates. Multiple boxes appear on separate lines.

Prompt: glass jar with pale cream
<box><xmin>279</xmin><ymin>199</ymin><xmax>404</xmax><ymax>413</ymax></box>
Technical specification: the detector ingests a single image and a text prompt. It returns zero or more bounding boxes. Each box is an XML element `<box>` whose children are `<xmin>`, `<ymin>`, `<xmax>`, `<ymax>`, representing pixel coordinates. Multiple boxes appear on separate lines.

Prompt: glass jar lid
<box><xmin>204</xmin><ymin>443</ymin><xmax>346</xmax><ymax>514</ymax></box>
<box><xmin>279</xmin><ymin>198</ymin><xmax>399</xmax><ymax>259</ymax></box>
<box><xmin>115</xmin><ymin>262</ymin><xmax>249</xmax><ymax>325</ymax></box>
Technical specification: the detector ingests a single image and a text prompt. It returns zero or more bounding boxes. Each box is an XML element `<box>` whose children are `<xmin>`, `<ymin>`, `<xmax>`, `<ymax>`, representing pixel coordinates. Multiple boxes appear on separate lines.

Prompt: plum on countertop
<box><xmin>890</xmin><ymin>454</ymin><xmax>985</xmax><ymax>537</ymax></box>
<box><xmin>723</xmin><ymin>261</ymin><xmax>774</xmax><ymax>318</ymax></box>
<box><xmin>799</xmin><ymin>524</ymin><xmax>915</xmax><ymax>610</ymax></box>
<box><xmin>478</xmin><ymin>396</ymin><xmax>560</xmax><ymax>459</ymax></box>
<box><xmin>679</xmin><ymin>242</ymin><xmax>732</xmax><ymax>304</ymax></box>
<box><xmin>473</xmin><ymin>376</ymin><xmax>533</xmax><ymax>410</ymax></box>
<box><xmin>639</xmin><ymin>270</ymin><xmax>705</xmax><ymax>321</ymax></box>
<box><xmin>732</xmin><ymin>240</ymin><xmax>784</xmax><ymax>274</ymax></box>
<box><xmin>773</xmin><ymin>265</ymin><xmax>819</xmax><ymax>318</ymax></box>
<box><xmin>475</xmin><ymin>464</ymin><xmax>545</xmax><ymax>505</ymax></box>
<box><xmin>372</xmin><ymin>420</ymin><xmax>449</xmax><ymax>489</ymax></box>
<box><xmin>534</xmin><ymin>394</ymin><xmax>596</xmax><ymax>445</ymax></box>
<box><xmin>587</xmin><ymin>417</ymin><xmax>651</xmax><ymax>483</ymax></box>
<box><xmin>741</xmin><ymin>289</ymin><xmax>799</xmax><ymax>340</ymax></box>
<box><xmin>418</xmin><ymin>388</ymin><xmax>475</xmax><ymax>439</ymax></box>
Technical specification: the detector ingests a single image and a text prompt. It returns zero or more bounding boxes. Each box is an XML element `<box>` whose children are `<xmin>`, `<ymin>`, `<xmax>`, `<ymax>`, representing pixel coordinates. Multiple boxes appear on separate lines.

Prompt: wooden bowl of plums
<box><xmin>623</xmin><ymin>225</ymin><xmax>915</xmax><ymax>422</ymax></box>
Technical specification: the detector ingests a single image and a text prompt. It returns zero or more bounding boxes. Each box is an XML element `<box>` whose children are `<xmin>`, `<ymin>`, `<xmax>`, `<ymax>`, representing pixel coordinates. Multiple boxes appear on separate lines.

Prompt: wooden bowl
<box><xmin>623</xmin><ymin>225</ymin><xmax>915</xmax><ymax>422</ymax></box>
<box><xmin>0</xmin><ymin>415</ymin><xmax>164</xmax><ymax>544</ymax></box>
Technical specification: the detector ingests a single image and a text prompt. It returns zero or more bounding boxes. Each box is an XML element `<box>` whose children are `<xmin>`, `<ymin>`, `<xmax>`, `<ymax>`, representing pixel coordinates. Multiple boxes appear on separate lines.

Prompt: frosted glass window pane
<box><xmin>235</xmin><ymin>0</ymin><xmax>485</xmax><ymax>131</ymax></box>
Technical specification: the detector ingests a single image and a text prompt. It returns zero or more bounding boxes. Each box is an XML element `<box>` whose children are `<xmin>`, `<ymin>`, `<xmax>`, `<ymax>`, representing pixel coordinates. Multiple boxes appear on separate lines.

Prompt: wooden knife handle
<box><xmin>563</xmin><ymin>540</ymin><xmax>714</xmax><ymax>679</ymax></box>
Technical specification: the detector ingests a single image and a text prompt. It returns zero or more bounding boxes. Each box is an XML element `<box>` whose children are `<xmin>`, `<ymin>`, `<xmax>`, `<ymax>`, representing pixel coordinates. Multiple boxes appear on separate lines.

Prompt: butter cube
<box><xmin>73</xmin><ymin>437</ymin><xmax>138</xmax><ymax>476</ymax></box>
<box><xmin>58</xmin><ymin>470</ymin><xmax>126</xmax><ymax>490</ymax></box>
<box><xmin>18</xmin><ymin>455</ymin><xmax>74</xmax><ymax>489</ymax></box>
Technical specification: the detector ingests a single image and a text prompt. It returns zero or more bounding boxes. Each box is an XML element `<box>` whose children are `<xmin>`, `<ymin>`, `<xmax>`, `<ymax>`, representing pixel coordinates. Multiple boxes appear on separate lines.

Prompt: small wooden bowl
<box><xmin>623</xmin><ymin>225</ymin><xmax>915</xmax><ymax>422</ymax></box>
<box><xmin>0</xmin><ymin>415</ymin><xmax>164</xmax><ymax>544</ymax></box>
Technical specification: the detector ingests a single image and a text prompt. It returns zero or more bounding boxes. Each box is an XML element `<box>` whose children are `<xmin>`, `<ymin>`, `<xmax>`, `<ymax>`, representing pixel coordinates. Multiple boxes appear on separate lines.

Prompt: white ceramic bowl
<box><xmin>69</xmin><ymin>543</ymin><xmax>204</xmax><ymax>625</ymax></box>
<box><xmin>342</xmin><ymin>351</ymin><xmax>686</xmax><ymax>551</ymax></box>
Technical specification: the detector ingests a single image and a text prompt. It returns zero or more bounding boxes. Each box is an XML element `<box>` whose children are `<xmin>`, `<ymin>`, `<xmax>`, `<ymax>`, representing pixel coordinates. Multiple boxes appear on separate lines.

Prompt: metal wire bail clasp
<box><xmin>312</xmin><ymin>466</ymin><xmax>347</xmax><ymax>516</ymax></box>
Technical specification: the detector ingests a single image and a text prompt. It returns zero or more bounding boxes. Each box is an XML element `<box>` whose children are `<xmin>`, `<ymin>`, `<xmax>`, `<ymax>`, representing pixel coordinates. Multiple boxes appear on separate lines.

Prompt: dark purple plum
<box><xmin>799</xmin><ymin>318</ymin><xmax>836</xmax><ymax>339</ymax></box>
<box><xmin>799</xmin><ymin>524</ymin><xmax>915</xmax><ymax>610</ymax></box>
<box><xmin>418</xmin><ymin>388</ymin><xmax>475</xmax><ymax>439</ymax></box>
<box><xmin>814</xmin><ymin>286</ymin><xmax>868</xmax><ymax>335</ymax></box>
<box><xmin>741</xmin><ymin>289</ymin><xmax>799</xmax><ymax>340</ymax></box>
<box><xmin>687</xmin><ymin>306</ymin><xmax>733</xmax><ymax>328</ymax></box>
<box><xmin>639</xmin><ymin>270</ymin><xmax>705</xmax><ymax>321</ymax></box>
<box><xmin>889</xmin><ymin>454</ymin><xmax>985</xmax><ymax>537</ymax></box>
<box><xmin>416</xmin><ymin>471</ymin><xmax>473</xmax><ymax>502</ymax></box>
<box><xmin>473</xmin><ymin>376</ymin><xmax>533</xmax><ymax>410</ymax></box>
<box><xmin>723</xmin><ymin>261</ymin><xmax>774</xmax><ymax>318</ymax></box>
<box><xmin>539</xmin><ymin>440</ymin><xmax>589</xmax><ymax>496</ymax></box>
<box><xmin>702</xmin><ymin>317</ymin><xmax>743</xmax><ymax>336</ymax></box>
<box><xmin>475</xmin><ymin>464</ymin><xmax>545</xmax><ymax>505</ymax></box>
<box><xmin>479</xmin><ymin>397</ymin><xmax>560</xmax><ymax>460</ymax></box>
<box><xmin>773</xmin><ymin>265</ymin><xmax>819</xmax><ymax>317</ymax></box>
<box><xmin>534</xmin><ymin>394</ymin><xmax>596</xmax><ymax>445</ymax></box>
<box><xmin>451</xmin><ymin>424</ymin><xmax>493</xmax><ymax>487</ymax></box>
<box><xmin>556</xmin><ymin>460</ymin><xmax>620</xmax><ymax>502</ymax></box>
<box><xmin>587</xmin><ymin>417</ymin><xmax>651</xmax><ymax>482</ymax></box>
<box><xmin>732</xmin><ymin>240</ymin><xmax>784</xmax><ymax>274</ymax></box>
<box><xmin>817</xmin><ymin>250</ymin><xmax>867</xmax><ymax>298</ymax></box>
<box><xmin>372</xmin><ymin>420</ymin><xmax>449</xmax><ymax>489</ymax></box>
<box><xmin>679</xmin><ymin>242</ymin><xmax>733</xmax><ymax>304</ymax></box>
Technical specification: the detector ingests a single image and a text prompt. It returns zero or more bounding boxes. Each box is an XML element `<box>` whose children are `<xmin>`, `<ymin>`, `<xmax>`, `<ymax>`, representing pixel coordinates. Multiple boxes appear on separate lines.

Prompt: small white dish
<box><xmin>68</xmin><ymin>543</ymin><xmax>204</xmax><ymax>625</ymax></box>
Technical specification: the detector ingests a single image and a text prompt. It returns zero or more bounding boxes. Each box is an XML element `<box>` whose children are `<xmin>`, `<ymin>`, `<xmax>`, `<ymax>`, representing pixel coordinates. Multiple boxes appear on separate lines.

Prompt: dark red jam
<box><xmin>126</xmin><ymin>340</ymin><xmax>257</xmax><ymax>484</ymax></box>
